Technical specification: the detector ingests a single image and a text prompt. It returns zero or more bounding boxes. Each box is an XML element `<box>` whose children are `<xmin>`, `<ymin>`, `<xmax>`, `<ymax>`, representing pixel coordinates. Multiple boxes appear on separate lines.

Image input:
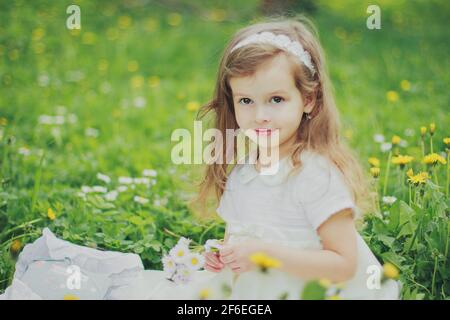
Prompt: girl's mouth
<box><xmin>255</xmin><ymin>128</ymin><xmax>276</xmax><ymax>136</ymax></box>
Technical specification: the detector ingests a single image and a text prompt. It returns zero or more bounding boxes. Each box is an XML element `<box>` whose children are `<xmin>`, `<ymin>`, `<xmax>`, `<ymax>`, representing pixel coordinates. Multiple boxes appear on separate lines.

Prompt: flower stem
<box><xmin>383</xmin><ymin>151</ymin><xmax>392</xmax><ymax>197</ymax></box>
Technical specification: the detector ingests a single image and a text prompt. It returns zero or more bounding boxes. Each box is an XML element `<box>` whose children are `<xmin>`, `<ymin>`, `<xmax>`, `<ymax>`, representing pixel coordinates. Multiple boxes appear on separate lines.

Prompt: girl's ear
<box><xmin>303</xmin><ymin>91</ymin><xmax>317</xmax><ymax>114</ymax></box>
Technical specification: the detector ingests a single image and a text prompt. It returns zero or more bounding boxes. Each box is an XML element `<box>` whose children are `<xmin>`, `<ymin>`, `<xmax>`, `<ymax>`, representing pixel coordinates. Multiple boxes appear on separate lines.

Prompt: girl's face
<box><xmin>229</xmin><ymin>53</ymin><xmax>312</xmax><ymax>155</ymax></box>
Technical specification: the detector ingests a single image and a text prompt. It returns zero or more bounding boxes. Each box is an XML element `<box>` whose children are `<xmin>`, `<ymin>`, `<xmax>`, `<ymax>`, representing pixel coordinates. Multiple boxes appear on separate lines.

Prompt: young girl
<box><xmin>191</xmin><ymin>17</ymin><xmax>400</xmax><ymax>300</ymax></box>
<box><xmin>112</xmin><ymin>17</ymin><xmax>399</xmax><ymax>300</ymax></box>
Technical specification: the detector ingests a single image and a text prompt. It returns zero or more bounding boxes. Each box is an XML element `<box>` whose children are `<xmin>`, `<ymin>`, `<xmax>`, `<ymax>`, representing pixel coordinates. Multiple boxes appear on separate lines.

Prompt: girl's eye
<box><xmin>270</xmin><ymin>96</ymin><xmax>284</xmax><ymax>104</ymax></box>
<box><xmin>238</xmin><ymin>98</ymin><xmax>253</xmax><ymax>105</ymax></box>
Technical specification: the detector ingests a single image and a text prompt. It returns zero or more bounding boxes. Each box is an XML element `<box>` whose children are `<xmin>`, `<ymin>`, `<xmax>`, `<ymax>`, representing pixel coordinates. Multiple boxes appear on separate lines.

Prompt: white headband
<box><xmin>230</xmin><ymin>31</ymin><xmax>316</xmax><ymax>76</ymax></box>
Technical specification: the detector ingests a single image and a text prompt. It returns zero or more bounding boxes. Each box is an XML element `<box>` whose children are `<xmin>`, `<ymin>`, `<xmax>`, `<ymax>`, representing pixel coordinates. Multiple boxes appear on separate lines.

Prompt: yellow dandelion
<box><xmin>423</xmin><ymin>153</ymin><xmax>447</xmax><ymax>166</ymax></box>
<box><xmin>82</xmin><ymin>32</ymin><xmax>96</xmax><ymax>45</ymax></box>
<box><xmin>326</xmin><ymin>295</ymin><xmax>342</xmax><ymax>300</ymax></box>
<box><xmin>145</xmin><ymin>18</ymin><xmax>159</xmax><ymax>32</ymax></box>
<box><xmin>443</xmin><ymin>137</ymin><xmax>450</xmax><ymax>146</ymax></box>
<box><xmin>391</xmin><ymin>155</ymin><xmax>414</xmax><ymax>167</ymax></box>
<box><xmin>167</xmin><ymin>13</ymin><xmax>182</xmax><ymax>27</ymax></box>
<box><xmin>186</xmin><ymin>101</ymin><xmax>200</xmax><ymax>112</ymax></box>
<box><xmin>400</xmin><ymin>80</ymin><xmax>410</xmax><ymax>91</ymax></box>
<box><xmin>127</xmin><ymin>60</ymin><xmax>139</xmax><ymax>72</ymax></box>
<box><xmin>429</xmin><ymin>123</ymin><xmax>436</xmax><ymax>136</ymax></box>
<box><xmin>130</xmin><ymin>75</ymin><xmax>144</xmax><ymax>88</ymax></box>
<box><xmin>118</xmin><ymin>15</ymin><xmax>132</xmax><ymax>29</ymax></box>
<box><xmin>406</xmin><ymin>168</ymin><xmax>414</xmax><ymax>178</ymax></box>
<box><xmin>10</xmin><ymin>239</ymin><xmax>22</xmax><ymax>253</ymax></box>
<box><xmin>207</xmin><ymin>9</ymin><xmax>227</xmax><ymax>22</ymax></box>
<box><xmin>98</xmin><ymin>59</ymin><xmax>108</xmax><ymax>72</ymax></box>
<box><xmin>47</xmin><ymin>208</ymin><xmax>56</xmax><ymax>221</ymax></box>
<box><xmin>407</xmin><ymin>171</ymin><xmax>429</xmax><ymax>186</ymax></box>
<box><xmin>383</xmin><ymin>263</ymin><xmax>399</xmax><ymax>280</ymax></box>
<box><xmin>368</xmin><ymin>157</ymin><xmax>380</xmax><ymax>168</ymax></box>
<box><xmin>199</xmin><ymin>288</ymin><xmax>211</xmax><ymax>300</ymax></box>
<box><xmin>386</xmin><ymin>91</ymin><xmax>399</xmax><ymax>102</ymax></box>
<box><xmin>391</xmin><ymin>135</ymin><xmax>401</xmax><ymax>145</ymax></box>
<box><xmin>148</xmin><ymin>76</ymin><xmax>160</xmax><ymax>88</ymax></box>
<box><xmin>63</xmin><ymin>294</ymin><xmax>80</xmax><ymax>300</ymax></box>
<box><xmin>370</xmin><ymin>167</ymin><xmax>380</xmax><ymax>178</ymax></box>
<box><xmin>249</xmin><ymin>252</ymin><xmax>282</xmax><ymax>271</ymax></box>
<box><xmin>0</xmin><ymin>117</ymin><xmax>7</xmax><ymax>126</ymax></box>
<box><xmin>420</xmin><ymin>126</ymin><xmax>427</xmax><ymax>137</ymax></box>
<box><xmin>106</xmin><ymin>28</ymin><xmax>119</xmax><ymax>41</ymax></box>
<box><xmin>32</xmin><ymin>27</ymin><xmax>45</xmax><ymax>41</ymax></box>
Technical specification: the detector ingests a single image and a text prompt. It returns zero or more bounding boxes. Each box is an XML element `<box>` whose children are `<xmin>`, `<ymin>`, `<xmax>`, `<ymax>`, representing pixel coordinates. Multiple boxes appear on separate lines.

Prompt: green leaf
<box><xmin>300</xmin><ymin>280</ymin><xmax>327</xmax><ymax>300</ymax></box>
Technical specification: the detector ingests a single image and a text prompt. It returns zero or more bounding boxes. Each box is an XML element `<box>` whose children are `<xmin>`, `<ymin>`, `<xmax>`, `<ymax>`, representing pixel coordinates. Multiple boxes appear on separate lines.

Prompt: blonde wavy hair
<box><xmin>189</xmin><ymin>16</ymin><xmax>374</xmax><ymax>219</ymax></box>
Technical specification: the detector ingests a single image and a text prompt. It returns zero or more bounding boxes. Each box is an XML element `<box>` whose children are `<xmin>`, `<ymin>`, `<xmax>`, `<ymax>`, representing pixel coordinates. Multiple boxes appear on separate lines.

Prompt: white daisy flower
<box><xmin>142</xmin><ymin>169</ymin><xmax>157</xmax><ymax>177</ymax></box>
<box><xmin>373</xmin><ymin>134</ymin><xmax>385</xmax><ymax>143</ymax></box>
<box><xmin>104</xmin><ymin>190</ymin><xmax>118</xmax><ymax>201</ymax></box>
<box><xmin>38</xmin><ymin>115</ymin><xmax>54</xmax><ymax>125</ymax></box>
<box><xmin>184</xmin><ymin>253</ymin><xmax>205</xmax><ymax>271</ymax></box>
<box><xmin>85</xmin><ymin>127</ymin><xmax>99</xmax><ymax>138</ymax></box>
<box><xmin>404</xmin><ymin>128</ymin><xmax>414</xmax><ymax>137</ymax></box>
<box><xmin>92</xmin><ymin>186</ymin><xmax>107</xmax><ymax>193</ymax></box>
<box><xmin>18</xmin><ymin>147</ymin><xmax>31</xmax><ymax>156</ymax></box>
<box><xmin>162</xmin><ymin>255</ymin><xmax>177</xmax><ymax>275</ymax></box>
<box><xmin>399</xmin><ymin>140</ymin><xmax>408</xmax><ymax>148</ymax></box>
<box><xmin>81</xmin><ymin>186</ymin><xmax>92</xmax><ymax>193</ymax></box>
<box><xmin>133</xmin><ymin>96</ymin><xmax>146</xmax><ymax>108</ymax></box>
<box><xmin>169</xmin><ymin>242</ymin><xmax>190</xmax><ymax>263</ymax></box>
<box><xmin>133</xmin><ymin>177</ymin><xmax>150</xmax><ymax>185</ymax></box>
<box><xmin>118</xmin><ymin>176</ymin><xmax>133</xmax><ymax>185</ymax></box>
<box><xmin>133</xmin><ymin>196</ymin><xmax>149</xmax><ymax>205</ymax></box>
<box><xmin>96</xmin><ymin>173</ymin><xmax>111</xmax><ymax>184</ymax></box>
<box><xmin>37</xmin><ymin>74</ymin><xmax>49</xmax><ymax>87</ymax></box>
<box><xmin>67</xmin><ymin>114</ymin><xmax>78</xmax><ymax>124</ymax></box>
<box><xmin>116</xmin><ymin>185</ymin><xmax>128</xmax><ymax>193</ymax></box>
<box><xmin>380</xmin><ymin>142</ymin><xmax>392</xmax><ymax>152</ymax></box>
<box><xmin>382</xmin><ymin>196</ymin><xmax>397</xmax><ymax>206</ymax></box>
<box><xmin>172</xmin><ymin>265</ymin><xmax>192</xmax><ymax>285</ymax></box>
<box><xmin>54</xmin><ymin>115</ymin><xmax>65</xmax><ymax>125</ymax></box>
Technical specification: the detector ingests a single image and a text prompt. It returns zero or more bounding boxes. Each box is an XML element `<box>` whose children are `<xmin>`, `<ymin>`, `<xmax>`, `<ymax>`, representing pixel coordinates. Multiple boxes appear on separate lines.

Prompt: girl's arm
<box><xmin>260</xmin><ymin>208</ymin><xmax>358</xmax><ymax>283</ymax></box>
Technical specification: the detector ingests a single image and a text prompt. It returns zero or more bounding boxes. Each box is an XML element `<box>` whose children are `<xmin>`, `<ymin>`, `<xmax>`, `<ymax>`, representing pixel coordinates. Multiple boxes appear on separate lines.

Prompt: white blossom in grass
<box><xmin>133</xmin><ymin>177</ymin><xmax>150</xmax><ymax>185</ymax></box>
<box><xmin>118</xmin><ymin>176</ymin><xmax>133</xmax><ymax>185</ymax></box>
<box><xmin>81</xmin><ymin>186</ymin><xmax>92</xmax><ymax>193</ymax></box>
<box><xmin>162</xmin><ymin>255</ymin><xmax>177</xmax><ymax>275</ymax></box>
<box><xmin>133</xmin><ymin>196</ymin><xmax>149</xmax><ymax>205</ymax></box>
<box><xmin>380</xmin><ymin>142</ymin><xmax>392</xmax><ymax>153</ymax></box>
<box><xmin>178</xmin><ymin>237</ymin><xmax>192</xmax><ymax>247</ymax></box>
<box><xmin>104</xmin><ymin>190</ymin><xmax>118</xmax><ymax>201</ymax></box>
<box><xmin>92</xmin><ymin>186</ymin><xmax>107</xmax><ymax>193</ymax></box>
<box><xmin>38</xmin><ymin>115</ymin><xmax>54</xmax><ymax>125</ymax></box>
<box><xmin>404</xmin><ymin>128</ymin><xmax>414</xmax><ymax>137</ymax></box>
<box><xmin>76</xmin><ymin>191</ymin><xmax>87</xmax><ymax>200</ymax></box>
<box><xmin>96</xmin><ymin>173</ymin><xmax>111</xmax><ymax>184</ymax></box>
<box><xmin>142</xmin><ymin>169</ymin><xmax>157</xmax><ymax>177</ymax></box>
<box><xmin>184</xmin><ymin>253</ymin><xmax>205</xmax><ymax>271</ymax></box>
<box><xmin>382</xmin><ymin>196</ymin><xmax>397</xmax><ymax>206</ymax></box>
<box><xmin>85</xmin><ymin>127</ymin><xmax>99</xmax><ymax>138</ymax></box>
<box><xmin>399</xmin><ymin>140</ymin><xmax>408</xmax><ymax>148</ymax></box>
<box><xmin>133</xmin><ymin>96</ymin><xmax>146</xmax><ymax>108</ymax></box>
<box><xmin>67</xmin><ymin>114</ymin><xmax>78</xmax><ymax>124</ymax></box>
<box><xmin>373</xmin><ymin>134</ymin><xmax>385</xmax><ymax>143</ymax></box>
<box><xmin>55</xmin><ymin>105</ymin><xmax>66</xmax><ymax>115</ymax></box>
<box><xmin>54</xmin><ymin>115</ymin><xmax>65</xmax><ymax>125</ymax></box>
<box><xmin>18</xmin><ymin>147</ymin><xmax>31</xmax><ymax>156</ymax></box>
<box><xmin>38</xmin><ymin>74</ymin><xmax>49</xmax><ymax>87</ymax></box>
<box><xmin>117</xmin><ymin>185</ymin><xmax>128</xmax><ymax>193</ymax></box>
<box><xmin>169</xmin><ymin>242</ymin><xmax>190</xmax><ymax>263</ymax></box>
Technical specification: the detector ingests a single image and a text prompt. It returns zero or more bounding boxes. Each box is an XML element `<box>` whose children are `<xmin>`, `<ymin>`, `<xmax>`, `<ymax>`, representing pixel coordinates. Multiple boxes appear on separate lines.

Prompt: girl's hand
<box><xmin>219</xmin><ymin>240</ymin><xmax>261</xmax><ymax>274</ymax></box>
<box><xmin>204</xmin><ymin>251</ymin><xmax>224</xmax><ymax>273</ymax></box>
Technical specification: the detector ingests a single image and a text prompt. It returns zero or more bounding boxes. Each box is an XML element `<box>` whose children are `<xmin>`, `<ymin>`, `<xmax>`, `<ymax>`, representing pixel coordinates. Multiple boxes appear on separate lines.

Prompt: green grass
<box><xmin>0</xmin><ymin>0</ymin><xmax>448</xmax><ymax>299</ymax></box>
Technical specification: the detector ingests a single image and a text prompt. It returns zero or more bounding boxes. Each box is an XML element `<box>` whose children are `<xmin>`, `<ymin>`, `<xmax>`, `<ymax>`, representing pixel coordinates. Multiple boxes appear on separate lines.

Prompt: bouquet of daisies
<box><xmin>162</xmin><ymin>237</ymin><xmax>223</xmax><ymax>285</ymax></box>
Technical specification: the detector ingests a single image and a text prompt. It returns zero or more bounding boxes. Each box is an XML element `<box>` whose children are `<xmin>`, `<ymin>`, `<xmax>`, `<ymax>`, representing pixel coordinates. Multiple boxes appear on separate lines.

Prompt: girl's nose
<box><xmin>255</xmin><ymin>105</ymin><xmax>271</xmax><ymax>124</ymax></box>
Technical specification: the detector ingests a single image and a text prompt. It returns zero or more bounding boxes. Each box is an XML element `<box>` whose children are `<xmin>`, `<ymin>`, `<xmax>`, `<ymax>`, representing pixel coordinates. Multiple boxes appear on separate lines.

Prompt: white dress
<box><xmin>1</xmin><ymin>150</ymin><xmax>401</xmax><ymax>300</ymax></box>
<box><xmin>109</xmin><ymin>150</ymin><xmax>400</xmax><ymax>300</ymax></box>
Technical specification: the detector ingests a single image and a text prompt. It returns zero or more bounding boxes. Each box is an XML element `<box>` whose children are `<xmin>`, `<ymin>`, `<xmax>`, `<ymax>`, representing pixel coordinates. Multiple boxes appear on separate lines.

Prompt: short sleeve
<box><xmin>216</xmin><ymin>167</ymin><xmax>238</xmax><ymax>222</ymax></box>
<box><xmin>295</xmin><ymin>155</ymin><xmax>357</xmax><ymax>230</ymax></box>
